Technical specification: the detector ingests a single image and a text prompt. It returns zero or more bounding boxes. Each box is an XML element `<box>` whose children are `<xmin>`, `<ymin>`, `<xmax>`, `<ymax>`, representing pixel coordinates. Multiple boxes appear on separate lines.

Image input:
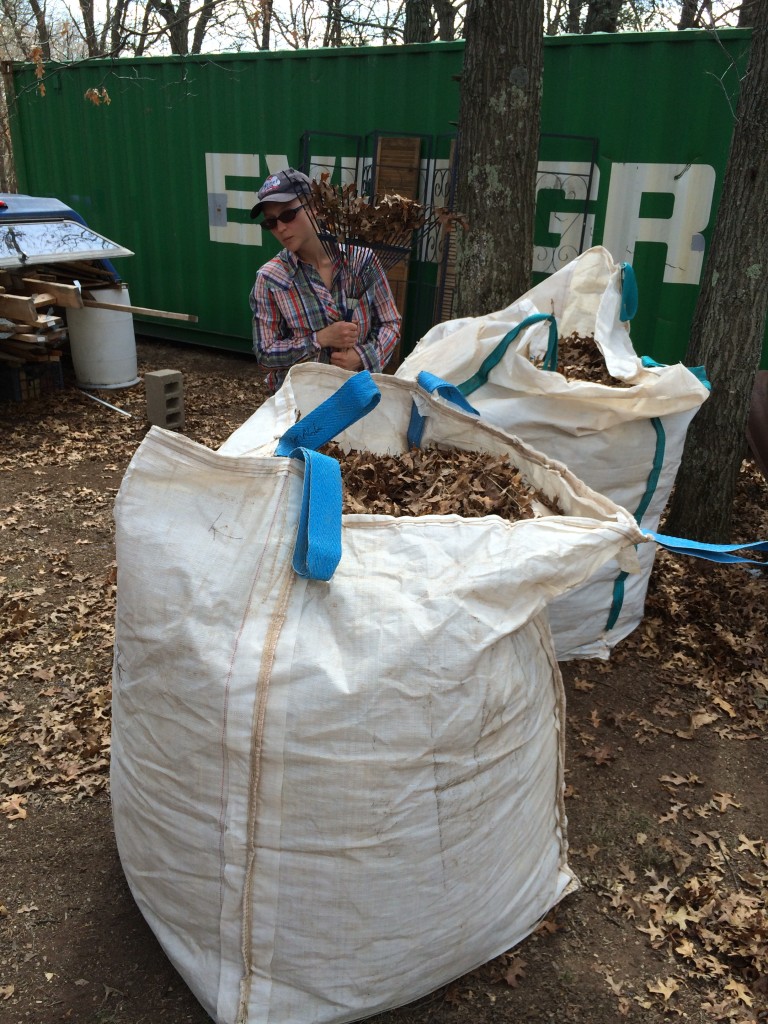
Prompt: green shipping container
<box><xmin>6</xmin><ymin>29</ymin><xmax>766</xmax><ymax>368</ymax></box>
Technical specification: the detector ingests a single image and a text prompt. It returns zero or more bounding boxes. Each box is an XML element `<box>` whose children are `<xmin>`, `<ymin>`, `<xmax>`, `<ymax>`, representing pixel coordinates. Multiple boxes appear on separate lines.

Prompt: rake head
<box><xmin>303</xmin><ymin>173</ymin><xmax>467</xmax><ymax>301</ymax></box>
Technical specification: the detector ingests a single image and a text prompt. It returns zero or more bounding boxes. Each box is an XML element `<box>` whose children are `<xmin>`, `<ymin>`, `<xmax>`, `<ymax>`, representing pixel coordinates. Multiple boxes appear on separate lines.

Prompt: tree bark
<box><xmin>26</xmin><ymin>0</ymin><xmax>51</xmax><ymax>59</ymax></box>
<box><xmin>566</xmin><ymin>0</ymin><xmax>583</xmax><ymax>32</ymax></box>
<box><xmin>738</xmin><ymin>0</ymin><xmax>759</xmax><ymax>27</ymax></box>
<box><xmin>260</xmin><ymin>0</ymin><xmax>273</xmax><ymax>48</ymax></box>
<box><xmin>583</xmin><ymin>0</ymin><xmax>624</xmax><ymax>32</ymax></box>
<box><xmin>665</xmin><ymin>8</ymin><xmax>768</xmax><ymax>541</ymax></box>
<box><xmin>677</xmin><ymin>0</ymin><xmax>700</xmax><ymax>29</ymax></box>
<box><xmin>77</xmin><ymin>0</ymin><xmax>99</xmax><ymax>54</ymax></box>
<box><xmin>404</xmin><ymin>0</ymin><xmax>432</xmax><ymax>42</ymax></box>
<box><xmin>433</xmin><ymin>0</ymin><xmax>457</xmax><ymax>39</ymax></box>
<box><xmin>454</xmin><ymin>0</ymin><xmax>544</xmax><ymax>316</ymax></box>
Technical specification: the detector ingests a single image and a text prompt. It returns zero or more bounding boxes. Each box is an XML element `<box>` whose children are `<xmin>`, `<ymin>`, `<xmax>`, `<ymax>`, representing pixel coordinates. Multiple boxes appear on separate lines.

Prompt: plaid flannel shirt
<box><xmin>250</xmin><ymin>248</ymin><xmax>401</xmax><ymax>393</ymax></box>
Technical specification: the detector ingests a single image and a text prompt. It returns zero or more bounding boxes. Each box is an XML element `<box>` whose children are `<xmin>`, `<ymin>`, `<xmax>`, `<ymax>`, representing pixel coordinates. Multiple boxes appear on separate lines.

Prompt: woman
<box><xmin>249</xmin><ymin>168</ymin><xmax>401</xmax><ymax>393</ymax></box>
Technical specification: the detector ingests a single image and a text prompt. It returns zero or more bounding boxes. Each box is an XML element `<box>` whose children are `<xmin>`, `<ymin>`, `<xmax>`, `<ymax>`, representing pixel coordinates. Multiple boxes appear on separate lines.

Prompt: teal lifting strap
<box><xmin>274</xmin><ymin>371</ymin><xmax>381</xmax><ymax>580</ymax></box>
<box><xmin>287</xmin><ymin>446</ymin><xmax>343</xmax><ymax>581</ymax></box>
<box><xmin>605</xmin><ymin>417</ymin><xmax>666</xmax><ymax>631</ymax></box>
<box><xmin>619</xmin><ymin>263</ymin><xmax>639</xmax><ymax>322</ymax></box>
<box><xmin>408</xmin><ymin>372</ymin><xmax>480</xmax><ymax>448</ymax></box>
<box><xmin>275</xmin><ymin>371</ymin><xmax>381</xmax><ymax>456</ymax></box>
<box><xmin>606</xmin><ymin>358</ymin><xmax>712</xmax><ymax>632</ymax></box>
<box><xmin>645</xmin><ymin>532</ymin><xmax>768</xmax><ymax>566</ymax></box>
<box><xmin>458</xmin><ymin>313</ymin><xmax>560</xmax><ymax>396</ymax></box>
<box><xmin>641</xmin><ymin>355</ymin><xmax>712</xmax><ymax>391</ymax></box>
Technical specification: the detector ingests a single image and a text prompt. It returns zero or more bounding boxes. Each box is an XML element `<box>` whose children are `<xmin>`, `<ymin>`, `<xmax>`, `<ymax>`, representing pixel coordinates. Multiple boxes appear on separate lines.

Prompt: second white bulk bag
<box><xmin>397</xmin><ymin>246</ymin><xmax>710</xmax><ymax>659</ymax></box>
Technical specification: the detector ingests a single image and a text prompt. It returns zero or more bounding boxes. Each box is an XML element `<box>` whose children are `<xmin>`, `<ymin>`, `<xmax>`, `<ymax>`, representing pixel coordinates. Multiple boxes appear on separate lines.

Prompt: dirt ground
<box><xmin>1</xmin><ymin>338</ymin><xmax>766</xmax><ymax>1024</ymax></box>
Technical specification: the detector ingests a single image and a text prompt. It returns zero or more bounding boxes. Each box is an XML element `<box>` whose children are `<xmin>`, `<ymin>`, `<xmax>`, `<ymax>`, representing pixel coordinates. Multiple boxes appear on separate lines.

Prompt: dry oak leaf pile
<box><xmin>533</xmin><ymin>332</ymin><xmax>635</xmax><ymax>387</ymax></box>
<box><xmin>321</xmin><ymin>442</ymin><xmax>563</xmax><ymax>521</ymax></box>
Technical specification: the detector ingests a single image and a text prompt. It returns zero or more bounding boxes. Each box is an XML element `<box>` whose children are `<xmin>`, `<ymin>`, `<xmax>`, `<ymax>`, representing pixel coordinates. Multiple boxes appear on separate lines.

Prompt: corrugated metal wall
<box><xmin>8</xmin><ymin>30</ymin><xmax>766</xmax><ymax>367</ymax></box>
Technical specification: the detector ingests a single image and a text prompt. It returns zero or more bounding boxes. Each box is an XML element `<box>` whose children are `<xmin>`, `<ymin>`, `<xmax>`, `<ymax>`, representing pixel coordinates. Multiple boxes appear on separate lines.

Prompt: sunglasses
<box><xmin>262</xmin><ymin>206</ymin><xmax>304</xmax><ymax>231</ymax></box>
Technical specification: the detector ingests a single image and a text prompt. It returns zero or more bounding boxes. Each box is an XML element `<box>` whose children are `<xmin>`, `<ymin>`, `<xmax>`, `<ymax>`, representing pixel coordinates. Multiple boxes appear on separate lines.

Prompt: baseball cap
<box><xmin>250</xmin><ymin>168</ymin><xmax>312</xmax><ymax>219</ymax></box>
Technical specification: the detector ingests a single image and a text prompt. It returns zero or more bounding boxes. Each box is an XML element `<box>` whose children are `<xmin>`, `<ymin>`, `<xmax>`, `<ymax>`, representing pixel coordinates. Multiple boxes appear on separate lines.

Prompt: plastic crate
<box><xmin>0</xmin><ymin>359</ymin><xmax>64</xmax><ymax>401</ymax></box>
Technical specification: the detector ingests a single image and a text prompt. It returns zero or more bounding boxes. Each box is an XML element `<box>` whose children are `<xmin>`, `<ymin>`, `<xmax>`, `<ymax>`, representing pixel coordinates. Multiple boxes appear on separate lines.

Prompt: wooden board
<box><xmin>374</xmin><ymin>135</ymin><xmax>422</xmax><ymax>372</ymax></box>
<box><xmin>82</xmin><ymin>299</ymin><xmax>198</xmax><ymax>322</ymax></box>
<box><xmin>0</xmin><ymin>293</ymin><xmax>37</xmax><ymax>322</ymax></box>
<box><xmin>22</xmin><ymin>278</ymin><xmax>84</xmax><ymax>309</ymax></box>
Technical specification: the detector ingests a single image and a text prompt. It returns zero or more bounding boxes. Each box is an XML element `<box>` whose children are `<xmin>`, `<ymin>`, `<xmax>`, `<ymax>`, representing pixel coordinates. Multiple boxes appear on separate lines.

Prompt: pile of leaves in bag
<box><xmin>534</xmin><ymin>332</ymin><xmax>634</xmax><ymax>387</ymax></box>
<box><xmin>322</xmin><ymin>442</ymin><xmax>563</xmax><ymax>520</ymax></box>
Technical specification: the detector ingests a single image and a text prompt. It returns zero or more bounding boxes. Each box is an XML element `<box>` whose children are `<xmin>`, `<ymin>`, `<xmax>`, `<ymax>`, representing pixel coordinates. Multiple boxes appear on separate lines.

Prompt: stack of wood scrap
<box><xmin>0</xmin><ymin>283</ymin><xmax>68</xmax><ymax>398</ymax></box>
<box><xmin>0</xmin><ymin>263</ymin><xmax>111</xmax><ymax>399</ymax></box>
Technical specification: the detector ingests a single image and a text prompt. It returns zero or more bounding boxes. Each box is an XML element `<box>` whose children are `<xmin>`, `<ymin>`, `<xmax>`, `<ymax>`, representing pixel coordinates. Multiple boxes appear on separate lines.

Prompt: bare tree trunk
<box><xmin>0</xmin><ymin>66</ymin><xmax>17</xmax><ymax>193</ymax></box>
<box><xmin>677</xmin><ymin>0</ymin><xmax>700</xmax><ymax>29</ymax></box>
<box><xmin>109</xmin><ymin>0</ymin><xmax>131</xmax><ymax>55</ymax></box>
<box><xmin>134</xmin><ymin>3</ymin><xmax>154</xmax><ymax>55</ymax></box>
<box><xmin>26</xmin><ymin>0</ymin><xmax>52</xmax><ymax>59</ymax></box>
<box><xmin>404</xmin><ymin>0</ymin><xmax>432</xmax><ymax>41</ymax></box>
<box><xmin>433</xmin><ymin>0</ymin><xmax>456</xmax><ymax>39</ymax></box>
<box><xmin>146</xmin><ymin>0</ymin><xmax>194</xmax><ymax>54</ymax></box>
<box><xmin>323</xmin><ymin>0</ymin><xmax>343</xmax><ymax>45</ymax></box>
<box><xmin>583</xmin><ymin>0</ymin><xmax>624</xmax><ymax>32</ymax></box>
<box><xmin>454</xmin><ymin>0</ymin><xmax>544</xmax><ymax>316</ymax></box>
<box><xmin>261</xmin><ymin>0</ymin><xmax>274</xmax><ymax>48</ymax></box>
<box><xmin>567</xmin><ymin>0</ymin><xmax>583</xmax><ymax>32</ymax></box>
<box><xmin>191</xmin><ymin>0</ymin><xmax>216</xmax><ymax>52</ymax></box>
<box><xmin>739</xmin><ymin>0</ymin><xmax>759</xmax><ymax>27</ymax></box>
<box><xmin>665</xmin><ymin>6</ymin><xmax>768</xmax><ymax>541</ymax></box>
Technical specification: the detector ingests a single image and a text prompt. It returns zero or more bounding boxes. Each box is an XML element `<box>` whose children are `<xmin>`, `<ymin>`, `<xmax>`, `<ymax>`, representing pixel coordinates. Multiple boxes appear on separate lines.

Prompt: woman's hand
<box><xmin>317</xmin><ymin>321</ymin><xmax>360</xmax><ymax>349</ymax></box>
<box><xmin>330</xmin><ymin>347</ymin><xmax>364</xmax><ymax>372</ymax></box>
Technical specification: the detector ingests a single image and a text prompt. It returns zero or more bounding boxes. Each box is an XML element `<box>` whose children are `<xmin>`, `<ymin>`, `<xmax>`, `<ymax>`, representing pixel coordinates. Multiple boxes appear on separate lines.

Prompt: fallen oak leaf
<box><xmin>617</xmin><ymin>862</ymin><xmax>637</xmax><ymax>884</ymax></box>
<box><xmin>723</xmin><ymin>980</ymin><xmax>753</xmax><ymax>1007</ymax></box>
<box><xmin>584</xmin><ymin>743</ymin><xmax>614</xmax><ymax>765</ymax></box>
<box><xmin>689</xmin><ymin>710</ymin><xmax>719</xmax><ymax>730</ymax></box>
<box><xmin>659</xmin><ymin>801</ymin><xmax>686</xmax><ymax>824</ymax></box>
<box><xmin>690</xmin><ymin>830</ymin><xmax>718</xmax><ymax>851</ymax></box>
<box><xmin>659</xmin><ymin>772</ymin><xmax>702</xmax><ymax>787</ymax></box>
<box><xmin>664</xmin><ymin>904</ymin><xmax>702</xmax><ymax>931</ymax></box>
<box><xmin>736</xmin><ymin>834</ymin><xmax>763</xmax><ymax>857</ymax></box>
<box><xmin>0</xmin><ymin>794</ymin><xmax>27</xmax><ymax>820</ymax></box>
<box><xmin>675</xmin><ymin>937</ymin><xmax>696</xmax><ymax>958</ymax></box>
<box><xmin>502</xmin><ymin>956</ymin><xmax>527</xmax><ymax>988</ymax></box>
<box><xmin>711</xmin><ymin>792</ymin><xmax>741</xmax><ymax>813</ymax></box>
<box><xmin>647</xmin><ymin>977</ymin><xmax>680</xmax><ymax>1001</ymax></box>
<box><xmin>712</xmin><ymin>696</ymin><xmax>737</xmax><ymax>718</ymax></box>
<box><xmin>603</xmin><ymin>972</ymin><xmax>623</xmax><ymax>996</ymax></box>
<box><xmin>534</xmin><ymin>915</ymin><xmax>562</xmax><ymax>935</ymax></box>
<box><xmin>637</xmin><ymin>919</ymin><xmax>666</xmax><ymax>945</ymax></box>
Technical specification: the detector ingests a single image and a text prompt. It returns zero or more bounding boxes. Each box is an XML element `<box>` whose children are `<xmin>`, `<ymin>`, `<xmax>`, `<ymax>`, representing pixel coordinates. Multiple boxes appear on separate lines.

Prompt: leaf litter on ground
<box><xmin>0</xmin><ymin>346</ymin><xmax>766</xmax><ymax>1024</ymax></box>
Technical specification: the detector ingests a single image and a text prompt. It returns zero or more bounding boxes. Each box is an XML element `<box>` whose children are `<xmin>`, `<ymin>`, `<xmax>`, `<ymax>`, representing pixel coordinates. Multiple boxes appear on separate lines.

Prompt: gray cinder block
<box><xmin>145</xmin><ymin>369</ymin><xmax>185</xmax><ymax>430</ymax></box>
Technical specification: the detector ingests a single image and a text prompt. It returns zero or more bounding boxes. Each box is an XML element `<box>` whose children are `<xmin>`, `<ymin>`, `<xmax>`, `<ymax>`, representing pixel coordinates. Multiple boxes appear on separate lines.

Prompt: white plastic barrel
<box><xmin>66</xmin><ymin>284</ymin><xmax>140</xmax><ymax>389</ymax></box>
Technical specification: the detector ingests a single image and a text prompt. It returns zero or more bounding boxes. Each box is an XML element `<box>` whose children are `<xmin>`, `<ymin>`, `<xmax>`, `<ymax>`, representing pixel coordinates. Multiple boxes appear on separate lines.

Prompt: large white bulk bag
<box><xmin>111</xmin><ymin>366</ymin><xmax>645</xmax><ymax>1024</ymax></box>
<box><xmin>397</xmin><ymin>246</ymin><xmax>710</xmax><ymax>660</ymax></box>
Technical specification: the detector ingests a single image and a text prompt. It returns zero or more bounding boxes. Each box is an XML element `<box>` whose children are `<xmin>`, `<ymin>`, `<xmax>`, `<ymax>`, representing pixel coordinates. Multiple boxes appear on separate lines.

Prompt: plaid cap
<box><xmin>250</xmin><ymin>168</ymin><xmax>312</xmax><ymax>219</ymax></box>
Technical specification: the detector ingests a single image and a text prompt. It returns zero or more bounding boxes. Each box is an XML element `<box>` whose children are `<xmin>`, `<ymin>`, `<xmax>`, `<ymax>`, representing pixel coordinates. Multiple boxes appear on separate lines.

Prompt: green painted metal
<box><xmin>7</xmin><ymin>30</ymin><xmax>766</xmax><ymax>368</ymax></box>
